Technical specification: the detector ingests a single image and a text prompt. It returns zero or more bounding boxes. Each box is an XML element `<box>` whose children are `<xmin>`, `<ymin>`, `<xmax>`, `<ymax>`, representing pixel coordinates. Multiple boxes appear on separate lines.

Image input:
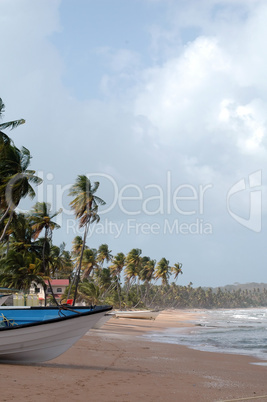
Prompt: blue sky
<box><xmin>1</xmin><ymin>0</ymin><xmax>267</xmax><ymax>287</ymax></box>
<box><xmin>52</xmin><ymin>0</ymin><xmax>162</xmax><ymax>99</ymax></box>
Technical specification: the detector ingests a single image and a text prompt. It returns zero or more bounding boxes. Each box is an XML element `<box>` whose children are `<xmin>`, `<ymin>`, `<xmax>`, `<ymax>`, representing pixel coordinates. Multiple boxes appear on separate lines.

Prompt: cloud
<box><xmin>132</xmin><ymin>3</ymin><xmax>267</xmax><ymax>182</ymax></box>
<box><xmin>1</xmin><ymin>0</ymin><xmax>267</xmax><ymax>286</ymax></box>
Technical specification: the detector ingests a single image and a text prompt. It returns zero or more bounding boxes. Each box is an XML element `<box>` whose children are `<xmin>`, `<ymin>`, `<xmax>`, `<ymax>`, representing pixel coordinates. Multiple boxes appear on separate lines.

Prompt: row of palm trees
<box><xmin>65</xmin><ymin>241</ymin><xmax>183</xmax><ymax>308</ymax></box>
<box><xmin>0</xmin><ymin>98</ymin><xmax>184</xmax><ymax>307</ymax></box>
<box><xmin>0</xmin><ymin>205</ymin><xmax>72</xmax><ymax>304</ymax></box>
<box><xmin>146</xmin><ymin>283</ymin><xmax>267</xmax><ymax>309</ymax></box>
<box><xmin>0</xmin><ymin>98</ymin><xmax>106</xmax><ymax>304</ymax></box>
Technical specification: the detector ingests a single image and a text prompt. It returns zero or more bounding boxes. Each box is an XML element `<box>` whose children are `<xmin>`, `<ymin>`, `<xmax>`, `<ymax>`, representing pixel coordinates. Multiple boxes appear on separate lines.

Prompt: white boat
<box><xmin>114</xmin><ymin>310</ymin><xmax>160</xmax><ymax>320</ymax></box>
<box><xmin>92</xmin><ymin>312</ymin><xmax>114</xmax><ymax>329</ymax></box>
<box><xmin>0</xmin><ymin>305</ymin><xmax>112</xmax><ymax>363</ymax></box>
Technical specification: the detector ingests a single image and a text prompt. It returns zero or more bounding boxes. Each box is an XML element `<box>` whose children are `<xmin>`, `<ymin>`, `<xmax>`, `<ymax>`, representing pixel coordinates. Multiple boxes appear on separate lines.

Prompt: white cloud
<box><xmin>1</xmin><ymin>0</ymin><xmax>267</xmax><ymax>286</ymax></box>
<box><xmin>134</xmin><ymin>36</ymin><xmax>231</xmax><ymax>136</ymax></box>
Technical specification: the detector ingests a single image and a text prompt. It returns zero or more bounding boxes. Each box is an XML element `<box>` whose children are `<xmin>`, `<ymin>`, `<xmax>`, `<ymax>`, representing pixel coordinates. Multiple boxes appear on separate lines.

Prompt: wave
<box><xmin>143</xmin><ymin>308</ymin><xmax>267</xmax><ymax>360</ymax></box>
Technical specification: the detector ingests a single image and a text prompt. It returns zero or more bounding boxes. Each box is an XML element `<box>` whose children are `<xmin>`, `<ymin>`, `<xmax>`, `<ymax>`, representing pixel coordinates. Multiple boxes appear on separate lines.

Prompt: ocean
<box><xmin>144</xmin><ymin>308</ymin><xmax>267</xmax><ymax>362</ymax></box>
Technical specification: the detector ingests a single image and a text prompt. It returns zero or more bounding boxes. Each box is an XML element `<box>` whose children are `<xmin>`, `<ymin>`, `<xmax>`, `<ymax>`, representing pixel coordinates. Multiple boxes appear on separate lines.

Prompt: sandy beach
<box><xmin>0</xmin><ymin>310</ymin><xmax>267</xmax><ymax>402</ymax></box>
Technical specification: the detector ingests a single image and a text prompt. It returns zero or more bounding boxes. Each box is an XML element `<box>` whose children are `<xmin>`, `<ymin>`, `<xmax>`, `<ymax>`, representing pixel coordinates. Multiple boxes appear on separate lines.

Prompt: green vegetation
<box><xmin>144</xmin><ymin>283</ymin><xmax>267</xmax><ymax>309</ymax></box>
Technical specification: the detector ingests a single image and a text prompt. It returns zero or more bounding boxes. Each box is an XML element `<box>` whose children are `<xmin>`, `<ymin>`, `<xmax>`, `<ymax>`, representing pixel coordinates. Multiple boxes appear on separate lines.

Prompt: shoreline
<box><xmin>100</xmin><ymin>308</ymin><xmax>267</xmax><ymax>361</ymax></box>
<box><xmin>0</xmin><ymin>309</ymin><xmax>267</xmax><ymax>401</ymax></box>
<box><xmin>128</xmin><ymin>309</ymin><xmax>267</xmax><ymax>363</ymax></box>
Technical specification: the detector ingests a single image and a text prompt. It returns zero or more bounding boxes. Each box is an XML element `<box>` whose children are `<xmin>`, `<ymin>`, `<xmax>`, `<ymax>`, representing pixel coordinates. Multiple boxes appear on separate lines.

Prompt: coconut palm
<box><xmin>30</xmin><ymin>202</ymin><xmax>61</xmax><ymax>271</ymax></box>
<box><xmin>171</xmin><ymin>262</ymin><xmax>183</xmax><ymax>282</ymax></box>
<box><xmin>125</xmin><ymin>248</ymin><xmax>142</xmax><ymax>298</ymax></box>
<box><xmin>140</xmin><ymin>258</ymin><xmax>155</xmax><ymax>283</ymax></box>
<box><xmin>71</xmin><ymin>236</ymin><xmax>84</xmax><ymax>262</ymax></box>
<box><xmin>0</xmin><ymin>132</ymin><xmax>14</xmax><ymax>216</ymax></box>
<box><xmin>7</xmin><ymin>212</ymin><xmax>41</xmax><ymax>256</ymax></box>
<box><xmin>94</xmin><ymin>267</ymin><xmax>113</xmax><ymax>295</ymax></box>
<box><xmin>69</xmin><ymin>175</ymin><xmax>106</xmax><ymax>305</ymax></box>
<box><xmin>30</xmin><ymin>202</ymin><xmax>62</xmax><ymax>241</ymax></box>
<box><xmin>65</xmin><ymin>236</ymin><xmax>85</xmax><ymax>301</ymax></box>
<box><xmin>97</xmin><ymin>243</ymin><xmax>112</xmax><ymax>267</ymax></box>
<box><xmin>109</xmin><ymin>252</ymin><xmax>126</xmax><ymax>309</ymax></box>
<box><xmin>49</xmin><ymin>243</ymin><xmax>73</xmax><ymax>279</ymax></box>
<box><xmin>81</xmin><ymin>248</ymin><xmax>99</xmax><ymax>279</ymax></box>
<box><xmin>154</xmin><ymin>258</ymin><xmax>171</xmax><ymax>286</ymax></box>
<box><xmin>30</xmin><ymin>202</ymin><xmax>62</xmax><ymax>305</ymax></box>
<box><xmin>0</xmin><ymin>98</ymin><xmax>28</xmax><ymax>238</ymax></box>
<box><xmin>0</xmin><ymin>98</ymin><xmax>25</xmax><ymax>131</ymax></box>
<box><xmin>0</xmin><ymin>250</ymin><xmax>44</xmax><ymax>292</ymax></box>
<box><xmin>78</xmin><ymin>280</ymin><xmax>101</xmax><ymax>305</ymax></box>
<box><xmin>0</xmin><ymin>146</ymin><xmax>42</xmax><ymax>241</ymax></box>
<box><xmin>139</xmin><ymin>257</ymin><xmax>155</xmax><ymax>305</ymax></box>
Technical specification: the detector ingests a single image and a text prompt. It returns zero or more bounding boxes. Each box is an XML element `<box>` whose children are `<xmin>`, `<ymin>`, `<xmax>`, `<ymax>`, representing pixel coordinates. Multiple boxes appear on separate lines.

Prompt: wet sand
<box><xmin>0</xmin><ymin>310</ymin><xmax>267</xmax><ymax>402</ymax></box>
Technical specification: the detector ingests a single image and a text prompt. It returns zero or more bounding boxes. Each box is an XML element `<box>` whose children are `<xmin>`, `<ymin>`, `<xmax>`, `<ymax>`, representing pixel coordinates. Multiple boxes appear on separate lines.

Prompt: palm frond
<box><xmin>0</xmin><ymin>119</ymin><xmax>25</xmax><ymax>130</ymax></box>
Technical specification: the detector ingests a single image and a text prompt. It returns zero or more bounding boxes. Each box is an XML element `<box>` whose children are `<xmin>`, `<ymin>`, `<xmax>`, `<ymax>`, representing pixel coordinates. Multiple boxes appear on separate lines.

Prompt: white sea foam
<box><xmin>143</xmin><ymin>308</ymin><xmax>267</xmax><ymax>361</ymax></box>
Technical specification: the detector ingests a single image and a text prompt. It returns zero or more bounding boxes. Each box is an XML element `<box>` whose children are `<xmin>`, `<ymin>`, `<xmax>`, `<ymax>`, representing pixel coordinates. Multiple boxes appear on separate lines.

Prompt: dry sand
<box><xmin>0</xmin><ymin>310</ymin><xmax>267</xmax><ymax>402</ymax></box>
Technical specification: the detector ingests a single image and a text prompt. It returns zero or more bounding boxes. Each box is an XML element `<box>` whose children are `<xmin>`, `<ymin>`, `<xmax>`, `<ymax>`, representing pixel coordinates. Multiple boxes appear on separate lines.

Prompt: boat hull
<box><xmin>0</xmin><ymin>305</ymin><xmax>105</xmax><ymax>325</ymax></box>
<box><xmin>0</xmin><ymin>306</ymin><xmax>112</xmax><ymax>363</ymax></box>
<box><xmin>92</xmin><ymin>313</ymin><xmax>114</xmax><ymax>329</ymax></box>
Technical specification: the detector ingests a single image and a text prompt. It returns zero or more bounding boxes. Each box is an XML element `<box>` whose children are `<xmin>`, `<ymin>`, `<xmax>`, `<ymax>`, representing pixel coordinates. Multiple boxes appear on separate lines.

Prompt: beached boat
<box><xmin>114</xmin><ymin>310</ymin><xmax>160</xmax><ymax>320</ymax></box>
<box><xmin>0</xmin><ymin>305</ymin><xmax>112</xmax><ymax>363</ymax></box>
<box><xmin>92</xmin><ymin>312</ymin><xmax>114</xmax><ymax>329</ymax></box>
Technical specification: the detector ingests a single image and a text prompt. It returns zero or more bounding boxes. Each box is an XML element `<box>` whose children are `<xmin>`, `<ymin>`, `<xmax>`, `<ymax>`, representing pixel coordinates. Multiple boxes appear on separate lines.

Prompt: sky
<box><xmin>0</xmin><ymin>0</ymin><xmax>267</xmax><ymax>287</ymax></box>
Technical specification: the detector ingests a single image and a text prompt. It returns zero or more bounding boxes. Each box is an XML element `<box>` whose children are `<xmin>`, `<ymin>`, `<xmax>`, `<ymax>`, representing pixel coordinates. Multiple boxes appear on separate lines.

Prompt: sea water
<box><xmin>144</xmin><ymin>308</ymin><xmax>267</xmax><ymax>361</ymax></box>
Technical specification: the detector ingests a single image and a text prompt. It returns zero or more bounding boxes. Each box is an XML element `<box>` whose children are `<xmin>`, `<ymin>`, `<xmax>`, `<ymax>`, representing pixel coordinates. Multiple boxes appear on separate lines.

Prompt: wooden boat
<box><xmin>0</xmin><ymin>305</ymin><xmax>112</xmax><ymax>363</ymax></box>
<box><xmin>92</xmin><ymin>312</ymin><xmax>114</xmax><ymax>329</ymax></box>
<box><xmin>113</xmin><ymin>309</ymin><xmax>160</xmax><ymax>320</ymax></box>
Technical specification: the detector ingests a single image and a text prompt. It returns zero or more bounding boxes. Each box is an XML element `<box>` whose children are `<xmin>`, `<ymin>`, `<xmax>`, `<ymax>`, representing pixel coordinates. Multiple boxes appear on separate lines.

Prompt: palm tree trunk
<box><xmin>0</xmin><ymin>210</ymin><xmax>13</xmax><ymax>242</ymax></box>
<box><xmin>101</xmin><ymin>282</ymin><xmax>117</xmax><ymax>299</ymax></box>
<box><xmin>72</xmin><ymin>221</ymin><xmax>89</xmax><ymax>306</ymax></box>
<box><xmin>0</xmin><ymin>204</ymin><xmax>11</xmax><ymax>226</ymax></box>
<box><xmin>116</xmin><ymin>275</ymin><xmax>122</xmax><ymax>309</ymax></box>
<box><xmin>66</xmin><ymin>269</ymin><xmax>76</xmax><ymax>300</ymax></box>
<box><xmin>134</xmin><ymin>281</ymin><xmax>150</xmax><ymax>308</ymax></box>
<box><xmin>43</xmin><ymin>228</ymin><xmax>58</xmax><ymax>306</ymax></box>
<box><xmin>47</xmin><ymin>278</ymin><xmax>59</xmax><ymax>306</ymax></box>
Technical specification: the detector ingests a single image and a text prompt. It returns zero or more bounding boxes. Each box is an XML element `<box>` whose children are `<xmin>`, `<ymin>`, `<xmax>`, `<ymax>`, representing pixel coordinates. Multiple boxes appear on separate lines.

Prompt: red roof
<box><xmin>44</xmin><ymin>279</ymin><xmax>69</xmax><ymax>286</ymax></box>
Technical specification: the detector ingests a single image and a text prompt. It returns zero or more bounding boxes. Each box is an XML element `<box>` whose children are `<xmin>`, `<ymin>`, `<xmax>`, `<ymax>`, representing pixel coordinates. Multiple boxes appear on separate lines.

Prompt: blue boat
<box><xmin>0</xmin><ymin>305</ymin><xmax>112</xmax><ymax>363</ymax></box>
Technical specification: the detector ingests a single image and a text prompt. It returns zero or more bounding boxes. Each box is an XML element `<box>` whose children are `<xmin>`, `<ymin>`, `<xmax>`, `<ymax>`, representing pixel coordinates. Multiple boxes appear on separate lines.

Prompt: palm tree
<box><xmin>49</xmin><ymin>243</ymin><xmax>73</xmax><ymax>279</ymax></box>
<box><xmin>81</xmin><ymin>248</ymin><xmax>98</xmax><ymax>279</ymax></box>
<box><xmin>109</xmin><ymin>252</ymin><xmax>126</xmax><ymax>309</ymax></box>
<box><xmin>0</xmin><ymin>250</ymin><xmax>44</xmax><ymax>292</ymax></box>
<box><xmin>97</xmin><ymin>243</ymin><xmax>112</xmax><ymax>267</ymax></box>
<box><xmin>93</xmin><ymin>243</ymin><xmax>112</xmax><ymax>290</ymax></box>
<box><xmin>0</xmin><ymin>98</ymin><xmax>29</xmax><ymax>238</ymax></box>
<box><xmin>0</xmin><ymin>98</ymin><xmax>25</xmax><ymax>131</ymax></box>
<box><xmin>71</xmin><ymin>236</ymin><xmax>84</xmax><ymax>263</ymax></box>
<box><xmin>94</xmin><ymin>267</ymin><xmax>113</xmax><ymax>295</ymax></box>
<box><xmin>30</xmin><ymin>202</ymin><xmax>61</xmax><ymax>270</ymax></box>
<box><xmin>154</xmin><ymin>258</ymin><xmax>171</xmax><ymax>286</ymax></box>
<box><xmin>140</xmin><ymin>258</ymin><xmax>155</xmax><ymax>283</ymax></box>
<box><xmin>171</xmin><ymin>262</ymin><xmax>183</xmax><ymax>282</ymax></box>
<box><xmin>30</xmin><ymin>202</ymin><xmax>62</xmax><ymax>241</ymax></box>
<box><xmin>78</xmin><ymin>280</ymin><xmax>101</xmax><ymax>305</ymax></box>
<box><xmin>139</xmin><ymin>257</ymin><xmax>155</xmax><ymax>306</ymax></box>
<box><xmin>0</xmin><ymin>146</ymin><xmax>42</xmax><ymax>241</ymax></box>
<box><xmin>69</xmin><ymin>175</ymin><xmax>106</xmax><ymax>305</ymax></box>
<box><xmin>125</xmin><ymin>248</ymin><xmax>142</xmax><ymax>298</ymax></box>
<box><xmin>6</xmin><ymin>212</ymin><xmax>41</xmax><ymax>256</ymax></box>
<box><xmin>30</xmin><ymin>202</ymin><xmax>62</xmax><ymax>305</ymax></box>
<box><xmin>66</xmin><ymin>235</ymin><xmax>85</xmax><ymax>301</ymax></box>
